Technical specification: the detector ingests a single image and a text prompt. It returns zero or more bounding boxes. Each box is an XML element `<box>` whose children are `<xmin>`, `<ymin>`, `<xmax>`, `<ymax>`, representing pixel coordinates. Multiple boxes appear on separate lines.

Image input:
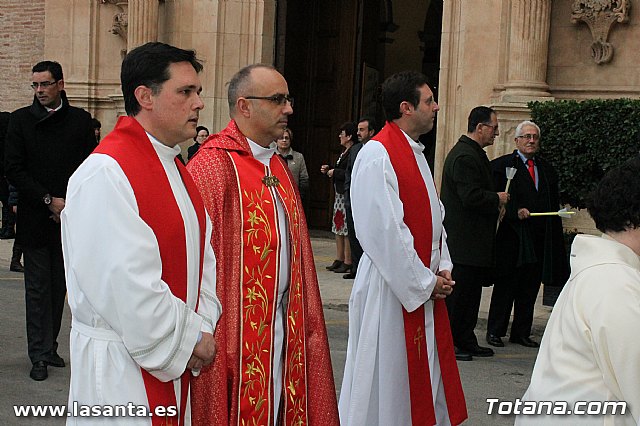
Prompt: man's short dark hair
<box><xmin>588</xmin><ymin>158</ymin><xmax>640</xmax><ymax>233</ymax></box>
<box><xmin>91</xmin><ymin>118</ymin><xmax>101</xmax><ymax>130</ymax></box>
<box><xmin>358</xmin><ymin>116</ymin><xmax>377</xmax><ymax>133</ymax></box>
<box><xmin>467</xmin><ymin>106</ymin><xmax>496</xmax><ymax>133</ymax></box>
<box><xmin>121</xmin><ymin>42</ymin><xmax>203</xmax><ymax>116</ymax></box>
<box><xmin>227</xmin><ymin>64</ymin><xmax>276</xmax><ymax>112</ymax></box>
<box><xmin>32</xmin><ymin>61</ymin><xmax>63</xmax><ymax>81</ymax></box>
<box><xmin>381</xmin><ymin>71</ymin><xmax>429</xmax><ymax>121</ymax></box>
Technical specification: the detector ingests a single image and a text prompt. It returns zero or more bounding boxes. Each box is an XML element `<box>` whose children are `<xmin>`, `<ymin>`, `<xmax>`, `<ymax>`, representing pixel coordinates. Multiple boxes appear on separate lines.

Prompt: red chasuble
<box><xmin>187</xmin><ymin>120</ymin><xmax>339</xmax><ymax>426</ymax></box>
<box><xmin>376</xmin><ymin>121</ymin><xmax>467</xmax><ymax>425</ymax></box>
<box><xmin>94</xmin><ymin>116</ymin><xmax>207</xmax><ymax>426</ymax></box>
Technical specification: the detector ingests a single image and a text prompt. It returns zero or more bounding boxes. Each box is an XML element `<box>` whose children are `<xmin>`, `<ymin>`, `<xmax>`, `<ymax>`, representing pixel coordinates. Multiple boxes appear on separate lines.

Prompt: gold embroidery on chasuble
<box><xmin>270</xmin><ymin>159</ymin><xmax>308</xmax><ymax>426</ymax></box>
<box><xmin>229</xmin><ymin>152</ymin><xmax>308</xmax><ymax>426</ymax></box>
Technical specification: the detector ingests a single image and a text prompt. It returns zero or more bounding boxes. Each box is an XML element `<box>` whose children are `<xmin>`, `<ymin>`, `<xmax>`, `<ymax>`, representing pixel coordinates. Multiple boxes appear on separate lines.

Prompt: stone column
<box><xmin>127</xmin><ymin>0</ymin><xmax>159</xmax><ymax>50</ymax></box>
<box><xmin>502</xmin><ymin>0</ymin><xmax>552</xmax><ymax>101</ymax></box>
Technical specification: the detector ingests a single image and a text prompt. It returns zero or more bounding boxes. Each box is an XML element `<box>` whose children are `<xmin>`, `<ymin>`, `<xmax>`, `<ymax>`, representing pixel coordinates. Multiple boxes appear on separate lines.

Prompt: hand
<box><xmin>437</xmin><ymin>269</ymin><xmax>452</xmax><ymax>281</ymax></box>
<box><xmin>320</xmin><ymin>165</ymin><xmax>329</xmax><ymax>174</ymax></box>
<box><xmin>431</xmin><ymin>274</ymin><xmax>455</xmax><ymax>300</ymax></box>
<box><xmin>11</xmin><ymin>206</ymin><xmax>17</xmax><ymax>214</ymax></box>
<box><xmin>498</xmin><ymin>206</ymin><xmax>506</xmax><ymax>222</ymax></box>
<box><xmin>327</xmin><ymin>169</ymin><xmax>334</xmax><ymax>178</ymax></box>
<box><xmin>517</xmin><ymin>208</ymin><xmax>530</xmax><ymax>220</ymax></box>
<box><xmin>192</xmin><ymin>332</ymin><xmax>216</xmax><ymax>366</ymax></box>
<box><xmin>186</xmin><ymin>355</ymin><xmax>204</xmax><ymax>371</ymax></box>
<box><xmin>48</xmin><ymin>197</ymin><xmax>65</xmax><ymax>216</ymax></box>
<box><xmin>497</xmin><ymin>192</ymin><xmax>510</xmax><ymax>206</ymax></box>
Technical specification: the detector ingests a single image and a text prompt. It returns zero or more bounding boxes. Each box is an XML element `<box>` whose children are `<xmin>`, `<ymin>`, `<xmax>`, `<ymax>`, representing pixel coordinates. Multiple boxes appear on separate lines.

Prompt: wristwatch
<box><xmin>43</xmin><ymin>194</ymin><xmax>52</xmax><ymax>205</ymax></box>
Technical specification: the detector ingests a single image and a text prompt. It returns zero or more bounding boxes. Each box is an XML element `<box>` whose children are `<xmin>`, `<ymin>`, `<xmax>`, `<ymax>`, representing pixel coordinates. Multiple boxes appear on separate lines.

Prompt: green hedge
<box><xmin>529</xmin><ymin>99</ymin><xmax>640</xmax><ymax>209</ymax></box>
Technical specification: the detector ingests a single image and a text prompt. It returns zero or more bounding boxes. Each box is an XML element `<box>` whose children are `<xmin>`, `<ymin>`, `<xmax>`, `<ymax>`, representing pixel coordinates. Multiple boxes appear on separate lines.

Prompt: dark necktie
<box><xmin>527</xmin><ymin>158</ymin><xmax>536</xmax><ymax>182</ymax></box>
<box><xmin>280</xmin><ymin>154</ymin><xmax>293</xmax><ymax>162</ymax></box>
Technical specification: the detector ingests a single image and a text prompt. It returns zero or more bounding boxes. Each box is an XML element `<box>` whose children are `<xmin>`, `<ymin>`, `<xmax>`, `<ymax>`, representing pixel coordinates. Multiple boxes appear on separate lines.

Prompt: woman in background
<box><xmin>321</xmin><ymin>121</ymin><xmax>356</xmax><ymax>274</ymax></box>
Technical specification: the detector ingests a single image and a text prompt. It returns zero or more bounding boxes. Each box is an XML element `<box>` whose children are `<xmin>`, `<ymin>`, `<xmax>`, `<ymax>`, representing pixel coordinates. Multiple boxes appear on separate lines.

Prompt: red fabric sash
<box><xmin>94</xmin><ymin>116</ymin><xmax>207</xmax><ymax>426</ymax></box>
<box><xmin>376</xmin><ymin>121</ymin><xmax>467</xmax><ymax>425</ymax></box>
<box><xmin>228</xmin><ymin>149</ymin><xmax>308</xmax><ymax>425</ymax></box>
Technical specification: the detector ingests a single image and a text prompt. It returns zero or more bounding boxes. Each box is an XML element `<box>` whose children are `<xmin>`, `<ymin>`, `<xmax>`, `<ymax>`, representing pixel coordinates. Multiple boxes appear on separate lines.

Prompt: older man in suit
<box><xmin>486</xmin><ymin>120</ymin><xmax>569</xmax><ymax>349</ymax></box>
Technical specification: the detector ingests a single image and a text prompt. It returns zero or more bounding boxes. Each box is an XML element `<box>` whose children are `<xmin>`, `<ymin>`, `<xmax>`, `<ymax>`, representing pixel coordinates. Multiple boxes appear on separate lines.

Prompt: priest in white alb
<box><xmin>339</xmin><ymin>71</ymin><xmax>467</xmax><ymax>426</ymax></box>
<box><xmin>62</xmin><ymin>42</ymin><xmax>221</xmax><ymax>425</ymax></box>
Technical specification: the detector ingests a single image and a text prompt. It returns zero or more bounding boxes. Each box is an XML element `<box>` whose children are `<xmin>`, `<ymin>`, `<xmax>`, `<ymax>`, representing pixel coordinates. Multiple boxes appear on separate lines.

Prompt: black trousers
<box><xmin>446</xmin><ymin>264</ymin><xmax>494</xmax><ymax>349</ymax></box>
<box><xmin>487</xmin><ymin>261</ymin><xmax>542</xmax><ymax>339</ymax></box>
<box><xmin>23</xmin><ymin>243</ymin><xmax>67</xmax><ymax>364</ymax></box>
<box><xmin>345</xmin><ymin>204</ymin><xmax>363</xmax><ymax>274</ymax></box>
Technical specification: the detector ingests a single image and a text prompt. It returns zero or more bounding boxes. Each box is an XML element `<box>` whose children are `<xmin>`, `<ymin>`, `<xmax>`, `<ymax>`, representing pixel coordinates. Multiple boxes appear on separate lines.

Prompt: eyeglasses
<box><xmin>244</xmin><ymin>94</ymin><xmax>294</xmax><ymax>107</ymax></box>
<box><xmin>481</xmin><ymin>123</ymin><xmax>499</xmax><ymax>132</ymax></box>
<box><xmin>31</xmin><ymin>81</ymin><xmax>58</xmax><ymax>89</ymax></box>
<box><xmin>517</xmin><ymin>134</ymin><xmax>540</xmax><ymax>141</ymax></box>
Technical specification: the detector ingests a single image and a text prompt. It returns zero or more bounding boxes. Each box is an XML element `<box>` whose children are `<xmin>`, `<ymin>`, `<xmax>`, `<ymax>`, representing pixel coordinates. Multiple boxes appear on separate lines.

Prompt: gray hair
<box><xmin>515</xmin><ymin>120</ymin><xmax>541</xmax><ymax>138</ymax></box>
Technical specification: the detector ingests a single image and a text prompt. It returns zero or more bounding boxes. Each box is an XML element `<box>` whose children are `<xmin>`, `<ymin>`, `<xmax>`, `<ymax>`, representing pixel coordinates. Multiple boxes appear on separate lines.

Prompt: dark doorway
<box><xmin>278</xmin><ymin>0</ymin><xmax>443</xmax><ymax>229</ymax></box>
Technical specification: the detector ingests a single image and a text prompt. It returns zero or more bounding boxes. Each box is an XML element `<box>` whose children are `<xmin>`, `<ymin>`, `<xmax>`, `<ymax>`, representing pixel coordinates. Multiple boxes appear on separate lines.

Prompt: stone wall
<box><xmin>0</xmin><ymin>0</ymin><xmax>45</xmax><ymax>113</ymax></box>
<box><xmin>549</xmin><ymin>0</ymin><xmax>640</xmax><ymax>100</ymax></box>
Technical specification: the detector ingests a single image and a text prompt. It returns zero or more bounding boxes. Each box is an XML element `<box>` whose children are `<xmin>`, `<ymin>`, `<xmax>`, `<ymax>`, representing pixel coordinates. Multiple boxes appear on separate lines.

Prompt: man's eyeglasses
<box><xmin>244</xmin><ymin>94</ymin><xmax>294</xmax><ymax>107</ymax></box>
<box><xmin>517</xmin><ymin>134</ymin><xmax>540</xmax><ymax>141</ymax></box>
<box><xmin>481</xmin><ymin>123</ymin><xmax>499</xmax><ymax>132</ymax></box>
<box><xmin>31</xmin><ymin>81</ymin><xmax>58</xmax><ymax>89</ymax></box>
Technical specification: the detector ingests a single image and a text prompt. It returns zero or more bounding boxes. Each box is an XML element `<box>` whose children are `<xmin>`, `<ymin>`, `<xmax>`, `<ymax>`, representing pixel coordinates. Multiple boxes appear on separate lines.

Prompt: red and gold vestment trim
<box><xmin>229</xmin><ymin>150</ymin><xmax>308</xmax><ymax>426</ymax></box>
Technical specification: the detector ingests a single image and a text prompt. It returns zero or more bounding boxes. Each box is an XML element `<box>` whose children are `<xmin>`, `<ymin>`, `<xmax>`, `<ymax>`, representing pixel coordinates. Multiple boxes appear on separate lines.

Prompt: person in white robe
<box><xmin>339</xmin><ymin>71</ymin><xmax>466</xmax><ymax>426</ymax></box>
<box><xmin>62</xmin><ymin>42</ymin><xmax>221</xmax><ymax>425</ymax></box>
<box><xmin>516</xmin><ymin>158</ymin><xmax>640</xmax><ymax>425</ymax></box>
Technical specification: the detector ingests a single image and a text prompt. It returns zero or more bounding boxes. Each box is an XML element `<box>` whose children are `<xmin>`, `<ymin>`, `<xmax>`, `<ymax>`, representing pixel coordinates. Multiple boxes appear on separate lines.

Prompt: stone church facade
<box><xmin>1</xmin><ymin>0</ymin><xmax>637</xmax><ymax>229</ymax></box>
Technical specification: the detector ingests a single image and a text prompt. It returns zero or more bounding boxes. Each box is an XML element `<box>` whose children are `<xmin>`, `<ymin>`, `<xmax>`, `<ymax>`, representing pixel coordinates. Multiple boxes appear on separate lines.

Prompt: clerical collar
<box><xmin>516</xmin><ymin>150</ymin><xmax>534</xmax><ymax>164</ymax></box>
<box><xmin>399</xmin><ymin>128</ymin><xmax>425</xmax><ymax>153</ymax></box>
<box><xmin>145</xmin><ymin>131</ymin><xmax>182</xmax><ymax>160</ymax></box>
<box><xmin>247</xmin><ymin>138</ymin><xmax>276</xmax><ymax>165</ymax></box>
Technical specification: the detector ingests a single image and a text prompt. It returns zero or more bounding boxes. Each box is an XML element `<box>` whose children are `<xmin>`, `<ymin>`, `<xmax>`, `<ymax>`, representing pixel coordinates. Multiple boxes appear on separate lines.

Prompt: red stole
<box><xmin>227</xmin><ymin>147</ymin><xmax>308</xmax><ymax>425</ymax></box>
<box><xmin>94</xmin><ymin>116</ymin><xmax>207</xmax><ymax>426</ymax></box>
<box><xmin>376</xmin><ymin>121</ymin><xmax>467</xmax><ymax>425</ymax></box>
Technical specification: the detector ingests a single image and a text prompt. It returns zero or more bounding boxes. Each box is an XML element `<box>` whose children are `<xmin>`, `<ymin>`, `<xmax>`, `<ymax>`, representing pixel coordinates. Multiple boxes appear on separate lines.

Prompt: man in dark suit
<box><xmin>486</xmin><ymin>120</ymin><xmax>569</xmax><ymax>349</ymax></box>
<box><xmin>342</xmin><ymin>117</ymin><xmax>376</xmax><ymax>279</ymax></box>
<box><xmin>4</xmin><ymin>60</ymin><xmax>96</xmax><ymax>380</ymax></box>
<box><xmin>441</xmin><ymin>106</ymin><xmax>509</xmax><ymax>361</ymax></box>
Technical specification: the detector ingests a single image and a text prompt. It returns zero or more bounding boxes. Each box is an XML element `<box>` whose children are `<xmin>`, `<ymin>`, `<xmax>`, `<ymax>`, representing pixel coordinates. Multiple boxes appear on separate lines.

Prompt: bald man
<box><xmin>188</xmin><ymin>64</ymin><xmax>339</xmax><ymax>426</ymax></box>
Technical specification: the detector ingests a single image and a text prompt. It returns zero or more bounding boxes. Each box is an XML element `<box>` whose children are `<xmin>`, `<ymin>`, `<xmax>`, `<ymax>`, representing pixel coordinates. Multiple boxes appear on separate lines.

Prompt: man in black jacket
<box><xmin>486</xmin><ymin>120</ymin><xmax>569</xmax><ymax>349</ymax></box>
<box><xmin>441</xmin><ymin>106</ymin><xmax>509</xmax><ymax>361</ymax></box>
<box><xmin>342</xmin><ymin>117</ymin><xmax>376</xmax><ymax>279</ymax></box>
<box><xmin>4</xmin><ymin>61</ymin><xmax>96</xmax><ymax>381</ymax></box>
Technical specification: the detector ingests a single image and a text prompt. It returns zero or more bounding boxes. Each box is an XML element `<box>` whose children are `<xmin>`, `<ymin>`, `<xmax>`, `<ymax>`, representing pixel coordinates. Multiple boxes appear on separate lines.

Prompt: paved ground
<box><xmin>0</xmin><ymin>236</ymin><xmax>552</xmax><ymax>424</ymax></box>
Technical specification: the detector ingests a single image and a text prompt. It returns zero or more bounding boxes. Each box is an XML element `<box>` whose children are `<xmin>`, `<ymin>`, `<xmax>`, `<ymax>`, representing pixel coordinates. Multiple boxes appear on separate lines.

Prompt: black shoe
<box><xmin>46</xmin><ymin>352</ymin><xmax>65</xmax><ymax>368</ymax></box>
<box><xmin>10</xmin><ymin>261</ymin><xmax>24</xmax><ymax>273</ymax></box>
<box><xmin>0</xmin><ymin>230</ymin><xmax>15</xmax><ymax>240</ymax></box>
<box><xmin>454</xmin><ymin>347</ymin><xmax>473</xmax><ymax>361</ymax></box>
<box><xmin>326</xmin><ymin>260</ymin><xmax>343</xmax><ymax>271</ymax></box>
<box><xmin>334</xmin><ymin>263</ymin><xmax>352</xmax><ymax>273</ymax></box>
<box><xmin>461</xmin><ymin>344</ymin><xmax>494</xmax><ymax>357</ymax></box>
<box><xmin>343</xmin><ymin>272</ymin><xmax>356</xmax><ymax>279</ymax></box>
<box><xmin>30</xmin><ymin>361</ymin><xmax>48</xmax><ymax>381</ymax></box>
<box><xmin>486</xmin><ymin>333</ymin><xmax>504</xmax><ymax>347</ymax></box>
<box><xmin>509</xmin><ymin>336</ymin><xmax>539</xmax><ymax>348</ymax></box>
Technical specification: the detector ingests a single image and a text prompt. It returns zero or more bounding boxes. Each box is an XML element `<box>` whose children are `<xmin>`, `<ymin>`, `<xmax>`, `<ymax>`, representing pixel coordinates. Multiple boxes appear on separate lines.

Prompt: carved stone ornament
<box><xmin>99</xmin><ymin>0</ymin><xmax>128</xmax><ymax>42</ymax></box>
<box><xmin>571</xmin><ymin>0</ymin><xmax>630</xmax><ymax>64</ymax></box>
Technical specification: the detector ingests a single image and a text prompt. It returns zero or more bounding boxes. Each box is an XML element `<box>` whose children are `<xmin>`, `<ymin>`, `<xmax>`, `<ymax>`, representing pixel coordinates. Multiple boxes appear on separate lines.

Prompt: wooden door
<box><xmin>281</xmin><ymin>0</ymin><xmax>359</xmax><ymax>230</ymax></box>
